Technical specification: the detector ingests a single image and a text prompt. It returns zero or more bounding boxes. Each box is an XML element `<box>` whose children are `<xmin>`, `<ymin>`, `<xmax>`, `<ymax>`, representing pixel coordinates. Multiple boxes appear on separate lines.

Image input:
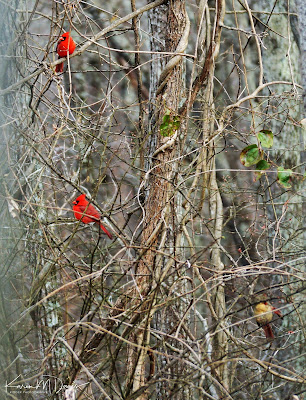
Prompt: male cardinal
<box><xmin>56</xmin><ymin>32</ymin><xmax>76</xmax><ymax>73</ymax></box>
<box><xmin>72</xmin><ymin>194</ymin><xmax>113</xmax><ymax>239</ymax></box>
<box><xmin>253</xmin><ymin>294</ymin><xmax>282</xmax><ymax>339</ymax></box>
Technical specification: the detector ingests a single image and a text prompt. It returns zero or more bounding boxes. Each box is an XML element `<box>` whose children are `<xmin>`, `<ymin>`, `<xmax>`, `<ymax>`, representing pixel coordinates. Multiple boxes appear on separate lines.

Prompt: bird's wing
<box><xmin>87</xmin><ymin>204</ymin><xmax>101</xmax><ymax>220</ymax></box>
<box><xmin>77</xmin><ymin>204</ymin><xmax>87</xmax><ymax>213</ymax></box>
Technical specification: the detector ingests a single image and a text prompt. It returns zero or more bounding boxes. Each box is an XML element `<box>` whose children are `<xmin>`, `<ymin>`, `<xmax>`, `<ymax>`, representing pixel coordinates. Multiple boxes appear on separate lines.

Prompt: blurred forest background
<box><xmin>0</xmin><ymin>0</ymin><xmax>305</xmax><ymax>399</ymax></box>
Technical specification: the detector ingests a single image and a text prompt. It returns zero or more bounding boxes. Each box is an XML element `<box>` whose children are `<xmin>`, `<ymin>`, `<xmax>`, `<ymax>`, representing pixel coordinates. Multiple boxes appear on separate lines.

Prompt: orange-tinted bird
<box><xmin>72</xmin><ymin>194</ymin><xmax>113</xmax><ymax>239</ymax></box>
<box><xmin>254</xmin><ymin>295</ymin><xmax>282</xmax><ymax>339</ymax></box>
<box><xmin>56</xmin><ymin>32</ymin><xmax>76</xmax><ymax>73</ymax></box>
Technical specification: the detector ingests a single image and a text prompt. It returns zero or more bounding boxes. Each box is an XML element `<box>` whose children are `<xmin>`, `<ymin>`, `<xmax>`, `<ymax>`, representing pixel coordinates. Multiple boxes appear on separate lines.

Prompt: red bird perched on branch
<box><xmin>253</xmin><ymin>294</ymin><xmax>283</xmax><ymax>339</ymax></box>
<box><xmin>72</xmin><ymin>194</ymin><xmax>113</xmax><ymax>239</ymax></box>
<box><xmin>56</xmin><ymin>32</ymin><xmax>76</xmax><ymax>73</ymax></box>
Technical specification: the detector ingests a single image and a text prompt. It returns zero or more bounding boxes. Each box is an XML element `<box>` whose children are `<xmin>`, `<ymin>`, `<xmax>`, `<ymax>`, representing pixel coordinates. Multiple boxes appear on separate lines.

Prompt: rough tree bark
<box><xmin>126</xmin><ymin>1</ymin><xmax>191</xmax><ymax>399</ymax></box>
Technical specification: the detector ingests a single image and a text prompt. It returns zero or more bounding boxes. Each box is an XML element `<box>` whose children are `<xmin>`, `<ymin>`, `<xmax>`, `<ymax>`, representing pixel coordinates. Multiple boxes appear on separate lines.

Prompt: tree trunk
<box><xmin>126</xmin><ymin>1</ymin><xmax>191</xmax><ymax>399</ymax></box>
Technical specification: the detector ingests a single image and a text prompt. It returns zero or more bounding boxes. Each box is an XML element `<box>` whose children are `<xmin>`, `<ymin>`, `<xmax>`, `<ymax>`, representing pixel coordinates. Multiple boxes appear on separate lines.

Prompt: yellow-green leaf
<box><xmin>257</xmin><ymin>130</ymin><xmax>273</xmax><ymax>148</ymax></box>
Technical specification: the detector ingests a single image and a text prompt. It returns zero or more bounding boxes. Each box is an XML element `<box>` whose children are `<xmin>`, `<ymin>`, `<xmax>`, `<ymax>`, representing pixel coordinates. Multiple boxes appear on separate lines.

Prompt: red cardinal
<box><xmin>72</xmin><ymin>194</ymin><xmax>113</xmax><ymax>239</ymax></box>
<box><xmin>56</xmin><ymin>32</ymin><xmax>76</xmax><ymax>73</ymax></box>
<box><xmin>253</xmin><ymin>295</ymin><xmax>282</xmax><ymax>339</ymax></box>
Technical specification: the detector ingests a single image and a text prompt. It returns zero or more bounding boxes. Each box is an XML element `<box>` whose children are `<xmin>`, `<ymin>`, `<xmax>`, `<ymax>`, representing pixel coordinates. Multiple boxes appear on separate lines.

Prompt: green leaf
<box><xmin>240</xmin><ymin>144</ymin><xmax>262</xmax><ymax>167</ymax></box>
<box><xmin>256</xmin><ymin>160</ymin><xmax>270</xmax><ymax>170</ymax></box>
<box><xmin>160</xmin><ymin>112</ymin><xmax>180</xmax><ymax>137</ymax></box>
<box><xmin>277</xmin><ymin>167</ymin><xmax>292</xmax><ymax>189</ymax></box>
<box><xmin>257</xmin><ymin>130</ymin><xmax>273</xmax><ymax>148</ymax></box>
<box><xmin>254</xmin><ymin>160</ymin><xmax>270</xmax><ymax>181</ymax></box>
<box><xmin>160</xmin><ymin>113</ymin><xmax>170</xmax><ymax>136</ymax></box>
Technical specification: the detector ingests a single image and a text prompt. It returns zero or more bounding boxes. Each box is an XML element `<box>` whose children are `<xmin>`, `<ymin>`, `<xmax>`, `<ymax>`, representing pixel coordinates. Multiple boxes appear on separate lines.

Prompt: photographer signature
<box><xmin>5</xmin><ymin>375</ymin><xmax>84</xmax><ymax>395</ymax></box>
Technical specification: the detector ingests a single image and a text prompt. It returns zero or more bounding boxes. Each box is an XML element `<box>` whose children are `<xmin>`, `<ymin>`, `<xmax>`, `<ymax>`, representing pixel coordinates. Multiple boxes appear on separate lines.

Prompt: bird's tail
<box><xmin>56</xmin><ymin>60</ymin><xmax>64</xmax><ymax>73</ymax></box>
<box><xmin>98</xmin><ymin>222</ymin><xmax>113</xmax><ymax>240</ymax></box>
<box><xmin>263</xmin><ymin>323</ymin><xmax>274</xmax><ymax>339</ymax></box>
